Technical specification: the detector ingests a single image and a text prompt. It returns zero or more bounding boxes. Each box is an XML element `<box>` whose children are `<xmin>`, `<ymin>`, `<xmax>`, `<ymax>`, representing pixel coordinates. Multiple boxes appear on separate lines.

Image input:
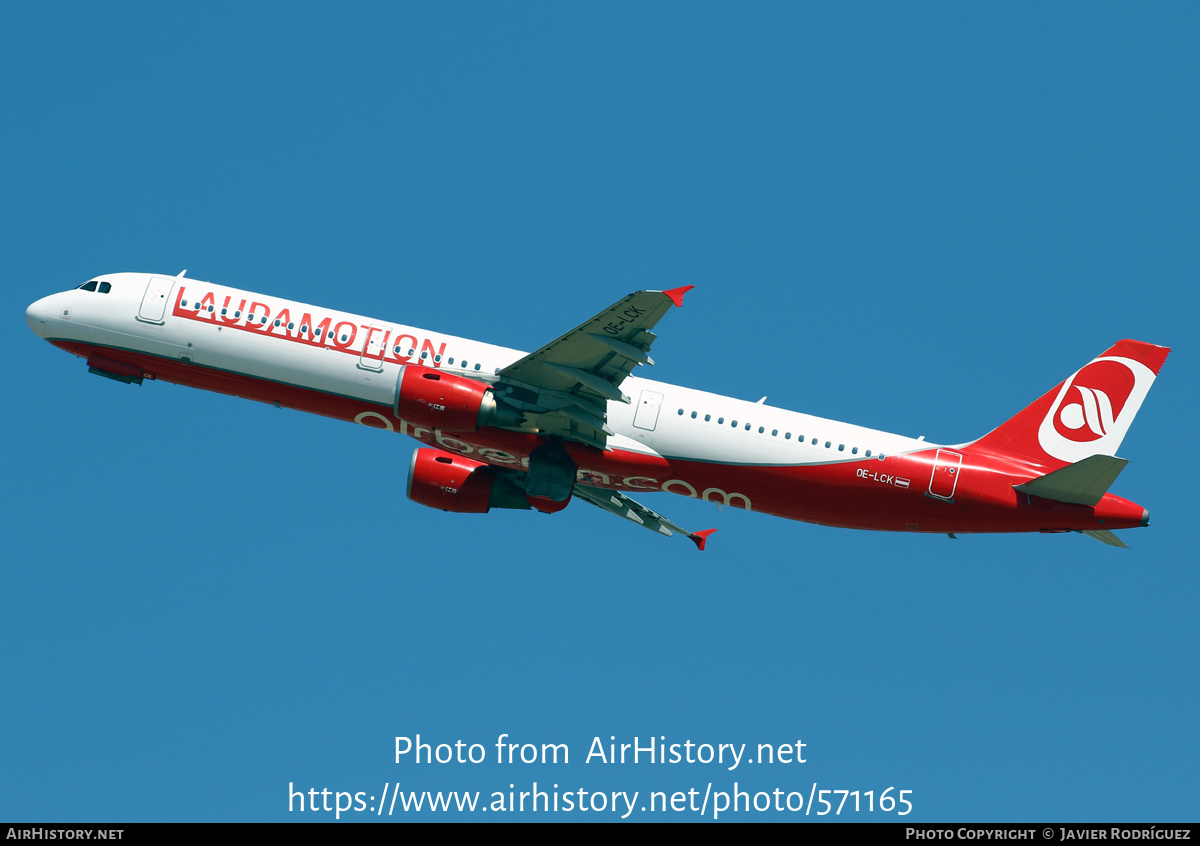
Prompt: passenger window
<box><xmin>772</xmin><ymin>429</ymin><xmax>778</xmax><ymax>436</ymax></box>
<box><xmin>865</xmin><ymin>450</ymin><xmax>872</xmax><ymax>457</ymax></box>
<box><xmin>678</xmin><ymin>409</ymin><xmax>684</xmax><ymax>416</ymax></box>
<box><xmin>704</xmin><ymin>414</ymin><xmax>711</xmax><ymax>422</ymax></box>
<box><xmin>718</xmin><ymin>417</ymin><xmax>724</xmax><ymax>424</ymax></box>
<box><xmin>785</xmin><ymin>432</ymin><xmax>791</xmax><ymax>439</ymax></box>
<box><xmin>838</xmin><ymin>444</ymin><xmax>844</xmax><ymax>451</ymax></box>
<box><xmin>825</xmin><ymin>441</ymin><xmax>831</xmax><ymax>448</ymax></box>
<box><xmin>745</xmin><ymin>423</ymin><xmax>751</xmax><ymax>430</ymax></box>
<box><xmin>731</xmin><ymin>420</ymin><xmax>738</xmax><ymax>427</ymax></box>
<box><xmin>690</xmin><ymin>411</ymin><xmax>697</xmax><ymax>419</ymax></box>
<box><xmin>852</xmin><ymin>447</ymin><xmax>858</xmax><ymax>455</ymax></box>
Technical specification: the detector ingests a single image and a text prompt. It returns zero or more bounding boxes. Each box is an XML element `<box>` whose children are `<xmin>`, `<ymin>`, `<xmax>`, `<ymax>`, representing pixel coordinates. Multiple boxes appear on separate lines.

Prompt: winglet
<box><xmin>662</xmin><ymin>285</ymin><xmax>694</xmax><ymax>308</ymax></box>
<box><xmin>689</xmin><ymin>528</ymin><xmax>717</xmax><ymax>551</ymax></box>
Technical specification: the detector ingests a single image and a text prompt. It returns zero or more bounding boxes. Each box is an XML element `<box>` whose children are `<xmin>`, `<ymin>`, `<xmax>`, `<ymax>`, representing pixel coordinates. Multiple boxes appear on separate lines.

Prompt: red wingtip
<box><xmin>689</xmin><ymin>528</ymin><xmax>717</xmax><ymax>551</ymax></box>
<box><xmin>662</xmin><ymin>285</ymin><xmax>694</xmax><ymax>307</ymax></box>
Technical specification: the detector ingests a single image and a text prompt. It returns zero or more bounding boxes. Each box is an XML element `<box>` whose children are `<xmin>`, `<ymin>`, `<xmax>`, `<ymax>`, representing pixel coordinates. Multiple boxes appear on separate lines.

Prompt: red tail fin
<box><xmin>971</xmin><ymin>340</ymin><xmax>1169</xmax><ymax>469</ymax></box>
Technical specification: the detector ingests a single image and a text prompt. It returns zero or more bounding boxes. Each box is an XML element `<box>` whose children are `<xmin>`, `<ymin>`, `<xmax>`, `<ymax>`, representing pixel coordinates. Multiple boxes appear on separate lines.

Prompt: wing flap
<box><xmin>541</xmin><ymin>363</ymin><xmax>630</xmax><ymax>403</ymax></box>
<box><xmin>586</xmin><ymin>333</ymin><xmax>654</xmax><ymax>365</ymax></box>
<box><xmin>555</xmin><ymin>403</ymin><xmax>614</xmax><ymax>436</ymax></box>
<box><xmin>574</xmin><ymin>483</ymin><xmax>715</xmax><ymax>550</ymax></box>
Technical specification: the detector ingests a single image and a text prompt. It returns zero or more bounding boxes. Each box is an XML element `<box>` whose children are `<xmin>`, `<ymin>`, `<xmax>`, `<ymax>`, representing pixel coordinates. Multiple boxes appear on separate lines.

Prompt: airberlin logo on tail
<box><xmin>1052</xmin><ymin>360</ymin><xmax>1135</xmax><ymax>443</ymax></box>
<box><xmin>1038</xmin><ymin>356</ymin><xmax>1154</xmax><ymax>463</ymax></box>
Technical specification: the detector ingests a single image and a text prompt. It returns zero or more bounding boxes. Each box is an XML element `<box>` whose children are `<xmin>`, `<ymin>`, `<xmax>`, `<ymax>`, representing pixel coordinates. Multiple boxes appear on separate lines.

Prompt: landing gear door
<box><xmin>928</xmin><ymin>449</ymin><xmax>963</xmax><ymax>501</ymax></box>
<box><xmin>137</xmin><ymin>276</ymin><xmax>176</xmax><ymax>324</ymax></box>
<box><xmin>633</xmin><ymin>389</ymin><xmax>664</xmax><ymax>431</ymax></box>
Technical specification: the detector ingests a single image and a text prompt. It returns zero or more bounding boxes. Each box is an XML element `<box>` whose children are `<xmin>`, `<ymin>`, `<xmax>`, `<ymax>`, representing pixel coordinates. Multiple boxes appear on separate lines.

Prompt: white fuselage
<box><xmin>25</xmin><ymin>272</ymin><xmax>927</xmax><ymax>472</ymax></box>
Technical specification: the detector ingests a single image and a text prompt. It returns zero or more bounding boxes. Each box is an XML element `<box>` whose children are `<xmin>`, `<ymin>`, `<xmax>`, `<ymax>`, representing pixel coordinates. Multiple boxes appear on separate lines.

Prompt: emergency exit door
<box><xmin>633</xmin><ymin>389</ymin><xmax>664</xmax><ymax>431</ymax></box>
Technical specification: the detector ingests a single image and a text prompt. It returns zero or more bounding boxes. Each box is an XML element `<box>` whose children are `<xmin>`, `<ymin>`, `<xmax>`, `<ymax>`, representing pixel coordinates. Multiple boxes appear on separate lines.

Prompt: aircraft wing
<box><xmin>494</xmin><ymin>287</ymin><xmax>693</xmax><ymax>449</ymax></box>
<box><xmin>573</xmin><ymin>483</ymin><xmax>716</xmax><ymax>550</ymax></box>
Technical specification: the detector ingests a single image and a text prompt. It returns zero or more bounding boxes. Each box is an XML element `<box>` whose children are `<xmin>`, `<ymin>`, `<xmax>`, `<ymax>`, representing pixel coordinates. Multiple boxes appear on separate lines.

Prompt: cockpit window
<box><xmin>79</xmin><ymin>280</ymin><xmax>98</xmax><ymax>292</ymax></box>
<box><xmin>98</xmin><ymin>281</ymin><xmax>111</xmax><ymax>294</ymax></box>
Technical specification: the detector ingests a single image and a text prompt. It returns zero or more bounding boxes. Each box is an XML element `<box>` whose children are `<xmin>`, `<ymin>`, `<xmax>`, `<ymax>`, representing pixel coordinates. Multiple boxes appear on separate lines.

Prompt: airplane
<box><xmin>25</xmin><ymin>272</ymin><xmax>1169</xmax><ymax>550</ymax></box>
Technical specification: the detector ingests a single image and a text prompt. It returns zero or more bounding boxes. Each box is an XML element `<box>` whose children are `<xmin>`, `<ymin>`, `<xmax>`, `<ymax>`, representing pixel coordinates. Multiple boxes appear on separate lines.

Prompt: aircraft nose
<box><xmin>26</xmin><ymin>296</ymin><xmax>54</xmax><ymax>338</ymax></box>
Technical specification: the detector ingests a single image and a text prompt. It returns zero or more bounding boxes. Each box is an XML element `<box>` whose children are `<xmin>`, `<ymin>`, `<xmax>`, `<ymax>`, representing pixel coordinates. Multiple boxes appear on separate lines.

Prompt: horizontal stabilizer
<box><xmin>1080</xmin><ymin>529</ymin><xmax>1129</xmax><ymax>549</ymax></box>
<box><xmin>1014</xmin><ymin>454</ymin><xmax>1128</xmax><ymax>506</ymax></box>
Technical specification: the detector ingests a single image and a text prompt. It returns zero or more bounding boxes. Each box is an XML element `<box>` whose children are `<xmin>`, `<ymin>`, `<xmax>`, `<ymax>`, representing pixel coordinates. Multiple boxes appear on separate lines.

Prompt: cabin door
<box><xmin>928</xmin><ymin>449</ymin><xmax>963</xmax><ymax>500</ymax></box>
<box><xmin>137</xmin><ymin>276</ymin><xmax>176</xmax><ymax>324</ymax></box>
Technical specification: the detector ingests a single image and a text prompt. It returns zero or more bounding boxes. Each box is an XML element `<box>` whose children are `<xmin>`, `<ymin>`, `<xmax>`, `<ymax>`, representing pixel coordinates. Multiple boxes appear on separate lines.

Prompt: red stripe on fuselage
<box><xmin>663</xmin><ymin>454</ymin><xmax>1144</xmax><ymax>533</ymax></box>
<box><xmin>51</xmin><ymin>339</ymin><xmax>672</xmax><ymax>482</ymax></box>
<box><xmin>53</xmin><ymin>340</ymin><xmax>1146</xmax><ymax>535</ymax></box>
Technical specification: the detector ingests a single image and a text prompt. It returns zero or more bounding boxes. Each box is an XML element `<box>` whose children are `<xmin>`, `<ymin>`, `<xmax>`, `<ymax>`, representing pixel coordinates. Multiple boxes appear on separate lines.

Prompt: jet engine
<box><xmin>406</xmin><ymin>448</ymin><xmax>530</xmax><ymax>513</ymax></box>
<box><xmin>394</xmin><ymin>366</ymin><xmax>524</xmax><ymax>432</ymax></box>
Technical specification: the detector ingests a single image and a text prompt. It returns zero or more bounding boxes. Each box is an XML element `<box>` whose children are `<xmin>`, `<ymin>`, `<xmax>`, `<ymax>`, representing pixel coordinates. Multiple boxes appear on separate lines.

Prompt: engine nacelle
<box><xmin>394</xmin><ymin>366</ymin><xmax>523</xmax><ymax>432</ymax></box>
<box><xmin>406</xmin><ymin>448</ymin><xmax>530</xmax><ymax>513</ymax></box>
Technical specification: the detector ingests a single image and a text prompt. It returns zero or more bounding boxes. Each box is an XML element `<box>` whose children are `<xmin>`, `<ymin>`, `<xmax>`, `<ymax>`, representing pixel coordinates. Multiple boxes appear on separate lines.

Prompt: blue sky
<box><xmin>2</xmin><ymin>2</ymin><xmax>1197</xmax><ymax>822</ymax></box>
